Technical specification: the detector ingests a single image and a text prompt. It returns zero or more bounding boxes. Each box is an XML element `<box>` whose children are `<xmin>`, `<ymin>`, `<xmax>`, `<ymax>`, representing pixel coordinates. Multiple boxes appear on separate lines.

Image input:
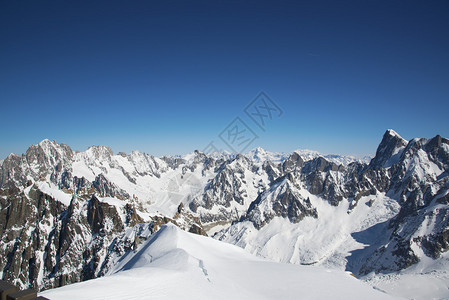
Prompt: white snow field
<box><xmin>363</xmin><ymin>251</ymin><xmax>449</xmax><ymax>300</ymax></box>
<box><xmin>41</xmin><ymin>224</ymin><xmax>398</xmax><ymax>300</ymax></box>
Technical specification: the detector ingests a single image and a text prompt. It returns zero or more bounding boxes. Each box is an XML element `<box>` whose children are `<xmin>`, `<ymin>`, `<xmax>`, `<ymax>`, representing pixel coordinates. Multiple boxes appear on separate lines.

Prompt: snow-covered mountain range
<box><xmin>1</xmin><ymin>129</ymin><xmax>448</xmax><ymax>299</ymax></box>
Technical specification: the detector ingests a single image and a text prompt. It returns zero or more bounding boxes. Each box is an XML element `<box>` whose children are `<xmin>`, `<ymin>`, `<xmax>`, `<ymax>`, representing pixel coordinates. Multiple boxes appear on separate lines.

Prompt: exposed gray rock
<box><xmin>245</xmin><ymin>177</ymin><xmax>318</xmax><ymax>229</ymax></box>
<box><xmin>369</xmin><ymin>129</ymin><xmax>408</xmax><ymax>169</ymax></box>
<box><xmin>92</xmin><ymin>174</ymin><xmax>129</xmax><ymax>199</ymax></box>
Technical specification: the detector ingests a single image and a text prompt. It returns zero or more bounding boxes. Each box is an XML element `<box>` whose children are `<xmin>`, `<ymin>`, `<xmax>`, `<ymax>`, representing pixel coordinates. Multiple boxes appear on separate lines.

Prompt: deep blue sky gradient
<box><xmin>1</xmin><ymin>0</ymin><xmax>448</xmax><ymax>158</ymax></box>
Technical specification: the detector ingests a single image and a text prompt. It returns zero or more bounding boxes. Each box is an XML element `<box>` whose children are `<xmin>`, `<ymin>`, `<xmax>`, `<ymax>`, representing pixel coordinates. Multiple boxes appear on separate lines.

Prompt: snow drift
<box><xmin>41</xmin><ymin>224</ymin><xmax>397</xmax><ymax>300</ymax></box>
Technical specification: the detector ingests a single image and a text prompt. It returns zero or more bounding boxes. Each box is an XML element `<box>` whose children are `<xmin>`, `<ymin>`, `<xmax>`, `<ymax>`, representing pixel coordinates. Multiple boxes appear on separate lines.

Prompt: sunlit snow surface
<box><xmin>42</xmin><ymin>224</ymin><xmax>398</xmax><ymax>300</ymax></box>
<box><xmin>215</xmin><ymin>189</ymin><xmax>449</xmax><ymax>300</ymax></box>
<box><xmin>216</xmin><ymin>189</ymin><xmax>401</xmax><ymax>267</ymax></box>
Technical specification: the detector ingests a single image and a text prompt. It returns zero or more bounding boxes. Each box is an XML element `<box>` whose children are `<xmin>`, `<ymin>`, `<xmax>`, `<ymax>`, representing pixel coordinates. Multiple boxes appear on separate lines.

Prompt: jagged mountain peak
<box><xmin>369</xmin><ymin>129</ymin><xmax>408</xmax><ymax>169</ymax></box>
<box><xmin>246</xmin><ymin>147</ymin><xmax>289</xmax><ymax>164</ymax></box>
<box><xmin>34</xmin><ymin>138</ymin><xmax>71</xmax><ymax>152</ymax></box>
<box><xmin>23</xmin><ymin>139</ymin><xmax>74</xmax><ymax>176</ymax></box>
<box><xmin>128</xmin><ymin>149</ymin><xmax>158</xmax><ymax>161</ymax></box>
<box><xmin>385</xmin><ymin>129</ymin><xmax>403</xmax><ymax>139</ymax></box>
<box><xmin>129</xmin><ymin>149</ymin><xmax>143</xmax><ymax>156</ymax></box>
<box><xmin>34</xmin><ymin>139</ymin><xmax>73</xmax><ymax>156</ymax></box>
<box><xmin>86</xmin><ymin>145</ymin><xmax>113</xmax><ymax>154</ymax></box>
<box><xmin>425</xmin><ymin>134</ymin><xmax>449</xmax><ymax>151</ymax></box>
<box><xmin>383</xmin><ymin>129</ymin><xmax>407</xmax><ymax>144</ymax></box>
<box><xmin>247</xmin><ymin>146</ymin><xmax>266</xmax><ymax>161</ymax></box>
<box><xmin>5</xmin><ymin>153</ymin><xmax>19</xmax><ymax>159</ymax></box>
<box><xmin>249</xmin><ymin>146</ymin><xmax>267</xmax><ymax>155</ymax></box>
<box><xmin>244</xmin><ymin>173</ymin><xmax>318</xmax><ymax>230</ymax></box>
<box><xmin>179</xmin><ymin>149</ymin><xmax>209</xmax><ymax>165</ymax></box>
<box><xmin>292</xmin><ymin>149</ymin><xmax>321</xmax><ymax>159</ymax></box>
<box><xmin>84</xmin><ymin>145</ymin><xmax>114</xmax><ymax>161</ymax></box>
<box><xmin>38</xmin><ymin>138</ymin><xmax>53</xmax><ymax>146</ymax></box>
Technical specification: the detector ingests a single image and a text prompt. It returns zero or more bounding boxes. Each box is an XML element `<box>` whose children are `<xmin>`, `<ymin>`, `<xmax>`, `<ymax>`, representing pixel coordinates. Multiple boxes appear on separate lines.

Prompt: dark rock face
<box><xmin>188</xmin><ymin>224</ymin><xmax>207</xmax><ymax>236</ymax></box>
<box><xmin>0</xmin><ymin>186</ymin><xmax>131</xmax><ymax>290</ymax></box>
<box><xmin>1</xmin><ymin>186</ymin><xmax>67</xmax><ymax>289</ymax></box>
<box><xmin>245</xmin><ymin>178</ymin><xmax>318</xmax><ymax>230</ymax></box>
<box><xmin>420</xmin><ymin>229</ymin><xmax>449</xmax><ymax>259</ymax></box>
<box><xmin>272</xmin><ymin>188</ymin><xmax>318</xmax><ymax>224</ymax></box>
<box><xmin>358</xmin><ymin>237</ymin><xmax>420</xmax><ymax>276</ymax></box>
<box><xmin>282</xmin><ymin>152</ymin><xmax>304</xmax><ymax>173</ymax></box>
<box><xmin>190</xmin><ymin>155</ymin><xmax>255</xmax><ymax>223</ymax></box>
<box><xmin>0</xmin><ymin>154</ymin><xmax>26</xmax><ymax>189</ymax></box>
<box><xmin>160</xmin><ymin>156</ymin><xmax>186</xmax><ymax>170</ymax></box>
<box><xmin>264</xmin><ymin>161</ymin><xmax>282</xmax><ymax>182</ymax></box>
<box><xmin>124</xmin><ymin>204</ymin><xmax>144</xmax><ymax>227</ymax></box>
<box><xmin>87</xmin><ymin>195</ymin><xmax>124</xmax><ymax>234</ymax></box>
<box><xmin>92</xmin><ymin>175</ymin><xmax>129</xmax><ymax>199</ymax></box>
<box><xmin>350</xmin><ymin>133</ymin><xmax>449</xmax><ymax>275</ymax></box>
<box><xmin>369</xmin><ymin>129</ymin><xmax>408</xmax><ymax>169</ymax></box>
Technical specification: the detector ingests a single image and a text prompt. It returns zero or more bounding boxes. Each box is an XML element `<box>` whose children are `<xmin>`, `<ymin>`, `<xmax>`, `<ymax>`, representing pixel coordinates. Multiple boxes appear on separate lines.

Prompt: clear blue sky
<box><xmin>1</xmin><ymin>0</ymin><xmax>448</xmax><ymax>159</ymax></box>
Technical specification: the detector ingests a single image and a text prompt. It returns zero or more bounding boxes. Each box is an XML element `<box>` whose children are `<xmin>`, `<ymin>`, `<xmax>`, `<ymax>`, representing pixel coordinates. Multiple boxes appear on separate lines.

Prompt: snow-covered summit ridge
<box><xmin>386</xmin><ymin>129</ymin><xmax>404</xmax><ymax>139</ymax></box>
<box><xmin>42</xmin><ymin>223</ymin><xmax>398</xmax><ymax>300</ymax></box>
<box><xmin>246</xmin><ymin>147</ymin><xmax>290</xmax><ymax>164</ymax></box>
<box><xmin>368</xmin><ymin>129</ymin><xmax>408</xmax><ymax>169</ymax></box>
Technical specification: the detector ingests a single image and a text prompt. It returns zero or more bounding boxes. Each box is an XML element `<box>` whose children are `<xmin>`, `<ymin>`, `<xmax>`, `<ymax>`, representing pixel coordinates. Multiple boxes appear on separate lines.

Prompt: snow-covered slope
<box><xmin>217</xmin><ymin>190</ymin><xmax>400</xmax><ymax>267</ymax></box>
<box><xmin>41</xmin><ymin>224</ymin><xmax>397</xmax><ymax>300</ymax></box>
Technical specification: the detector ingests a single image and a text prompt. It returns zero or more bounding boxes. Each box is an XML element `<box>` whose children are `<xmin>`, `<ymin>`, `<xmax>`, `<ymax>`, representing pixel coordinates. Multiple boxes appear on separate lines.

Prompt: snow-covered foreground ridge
<box><xmin>0</xmin><ymin>129</ymin><xmax>448</xmax><ymax>299</ymax></box>
<box><xmin>41</xmin><ymin>224</ymin><xmax>397</xmax><ymax>300</ymax></box>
